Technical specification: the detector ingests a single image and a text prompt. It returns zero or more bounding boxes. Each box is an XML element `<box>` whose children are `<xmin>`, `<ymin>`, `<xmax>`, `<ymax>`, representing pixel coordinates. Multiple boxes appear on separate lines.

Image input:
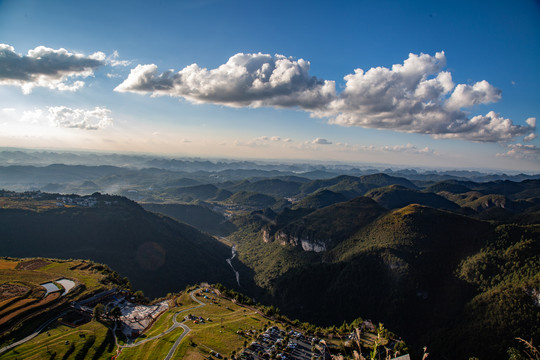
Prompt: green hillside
<box><xmin>292</xmin><ymin>189</ymin><xmax>348</xmax><ymax>210</ymax></box>
<box><xmin>365</xmin><ymin>184</ymin><xmax>460</xmax><ymax>210</ymax></box>
<box><xmin>231</xmin><ymin>203</ymin><xmax>539</xmax><ymax>359</ymax></box>
<box><xmin>272</xmin><ymin>205</ymin><xmax>490</xmax><ymax>331</ymax></box>
<box><xmin>299</xmin><ymin>173</ymin><xmax>417</xmax><ymax>198</ymax></box>
<box><xmin>2</xmin><ymin>175</ymin><xmax>539</xmax><ymax>360</ymax></box>
<box><xmin>141</xmin><ymin>202</ymin><xmax>236</xmax><ymax>236</ymax></box>
<box><xmin>423</xmin><ymin>180</ymin><xmax>472</xmax><ymax>194</ymax></box>
<box><xmin>0</xmin><ymin>193</ymin><xmax>238</xmax><ymax>298</ymax></box>
<box><xmin>299</xmin><ymin>175</ymin><xmax>363</xmax><ymax>195</ymax></box>
<box><xmin>438</xmin><ymin>224</ymin><xmax>540</xmax><ymax>359</ymax></box>
<box><xmin>472</xmin><ymin>179</ymin><xmax>540</xmax><ymax>199</ymax></box>
<box><xmin>265</xmin><ymin>197</ymin><xmax>386</xmax><ymax>251</ymax></box>
<box><xmin>227</xmin><ymin>191</ymin><xmax>278</xmax><ymax>208</ymax></box>
<box><xmin>220</xmin><ymin>178</ymin><xmax>302</xmax><ymax>197</ymax></box>
<box><xmin>161</xmin><ymin>184</ymin><xmax>232</xmax><ymax>202</ymax></box>
<box><xmin>160</xmin><ymin>177</ymin><xmax>202</xmax><ymax>188</ymax></box>
<box><xmin>438</xmin><ymin>191</ymin><xmax>540</xmax><ymax>220</ymax></box>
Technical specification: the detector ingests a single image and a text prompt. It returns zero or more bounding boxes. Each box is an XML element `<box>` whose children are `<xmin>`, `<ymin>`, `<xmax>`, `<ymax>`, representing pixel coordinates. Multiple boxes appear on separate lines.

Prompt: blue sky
<box><xmin>0</xmin><ymin>0</ymin><xmax>539</xmax><ymax>172</ymax></box>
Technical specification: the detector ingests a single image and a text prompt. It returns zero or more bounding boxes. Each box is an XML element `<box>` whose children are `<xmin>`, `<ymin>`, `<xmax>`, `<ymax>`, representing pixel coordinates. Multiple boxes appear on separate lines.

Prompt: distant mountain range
<box><xmin>1</xmin><ymin>149</ymin><xmax>538</xmax><ymax>191</ymax></box>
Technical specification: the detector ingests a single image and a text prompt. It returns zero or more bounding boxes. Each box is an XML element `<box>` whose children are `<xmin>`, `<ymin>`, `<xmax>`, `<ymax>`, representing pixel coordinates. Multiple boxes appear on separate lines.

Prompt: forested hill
<box><xmin>0</xmin><ymin>192</ymin><xmax>238</xmax><ymax>298</ymax></box>
<box><xmin>231</xmin><ymin>199</ymin><xmax>540</xmax><ymax>359</ymax></box>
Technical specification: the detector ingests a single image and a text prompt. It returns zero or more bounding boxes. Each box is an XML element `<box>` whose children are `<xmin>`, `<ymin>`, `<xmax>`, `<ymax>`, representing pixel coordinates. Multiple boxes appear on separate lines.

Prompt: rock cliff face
<box><xmin>262</xmin><ymin>229</ymin><xmax>272</xmax><ymax>243</ymax></box>
<box><xmin>263</xmin><ymin>228</ymin><xmax>330</xmax><ymax>252</ymax></box>
<box><xmin>300</xmin><ymin>238</ymin><xmax>327</xmax><ymax>252</ymax></box>
<box><xmin>261</xmin><ymin>196</ymin><xmax>386</xmax><ymax>253</ymax></box>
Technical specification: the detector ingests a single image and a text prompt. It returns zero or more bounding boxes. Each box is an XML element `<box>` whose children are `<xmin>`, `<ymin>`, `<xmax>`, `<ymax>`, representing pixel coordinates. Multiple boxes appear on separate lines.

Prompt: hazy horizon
<box><xmin>1</xmin><ymin>0</ymin><xmax>539</xmax><ymax>172</ymax></box>
<box><xmin>1</xmin><ymin>146</ymin><xmax>539</xmax><ymax>176</ymax></box>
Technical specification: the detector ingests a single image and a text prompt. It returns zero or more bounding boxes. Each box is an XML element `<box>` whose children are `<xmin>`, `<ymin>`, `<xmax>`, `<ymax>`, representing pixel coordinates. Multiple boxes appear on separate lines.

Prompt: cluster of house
<box><xmin>184</xmin><ymin>313</ymin><xmax>211</xmax><ymax>324</ymax></box>
<box><xmin>55</xmin><ymin>196</ymin><xmax>98</xmax><ymax>207</ymax></box>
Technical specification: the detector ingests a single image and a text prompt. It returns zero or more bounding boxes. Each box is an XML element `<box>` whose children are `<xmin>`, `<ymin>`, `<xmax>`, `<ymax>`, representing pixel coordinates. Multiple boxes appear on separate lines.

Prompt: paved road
<box><xmin>163</xmin><ymin>323</ymin><xmax>190</xmax><ymax>360</ymax></box>
<box><xmin>0</xmin><ymin>311</ymin><xmax>67</xmax><ymax>355</ymax></box>
<box><xmin>163</xmin><ymin>290</ymin><xmax>206</xmax><ymax>360</ymax></box>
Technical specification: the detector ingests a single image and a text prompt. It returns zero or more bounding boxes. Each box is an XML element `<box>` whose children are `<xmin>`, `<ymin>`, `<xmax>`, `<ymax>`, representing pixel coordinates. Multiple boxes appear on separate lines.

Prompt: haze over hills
<box><xmin>1</xmin><ymin>149</ymin><xmax>539</xmax><ymax>194</ymax></box>
<box><xmin>0</xmin><ymin>151</ymin><xmax>539</xmax><ymax>359</ymax></box>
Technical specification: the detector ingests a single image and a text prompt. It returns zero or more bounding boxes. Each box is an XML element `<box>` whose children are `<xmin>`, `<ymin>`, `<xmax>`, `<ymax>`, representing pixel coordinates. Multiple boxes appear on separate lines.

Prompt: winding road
<box><xmin>114</xmin><ymin>289</ymin><xmax>207</xmax><ymax>360</ymax></box>
<box><xmin>163</xmin><ymin>290</ymin><xmax>205</xmax><ymax>360</ymax></box>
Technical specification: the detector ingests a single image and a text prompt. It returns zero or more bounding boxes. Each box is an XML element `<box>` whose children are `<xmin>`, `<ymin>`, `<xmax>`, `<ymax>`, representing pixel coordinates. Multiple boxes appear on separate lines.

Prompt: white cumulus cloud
<box><xmin>234</xmin><ymin>135</ymin><xmax>293</xmax><ymax>147</ymax></box>
<box><xmin>117</xmin><ymin>51</ymin><xmax>536</xmax><ymax>144</ymax></box>
<box><xmin>312</xmin><ymin>137</ymin><xmax>332</xmax><ymax>145</ymax></box>
<box><xmin>432</xmin><ymin>112</ymin><xmax>536</xmax><ymax>142</ymax></box>
<box><xmin>496</xmin><ymin>143</ymin><xmax>540</xmax><ymax>160</ymax></box>
<box><xmin>47</xmin><ymin>106</ymin><xmax>113</xmax><ymax>130</ymax></box>
<box><xmin>381</xmin><ymin>143</ymin><xmax>435</xmax><ymax>154</ymax></box>
<box><xmin>335</xmin><ymin>142</ymin><xmax>437</xmax><ymax>155</ymax></box>
<box><xmin>0</xmin><ymin>44</ymin><xmax>106</xmax><ymax>94</ymax></box>
<box><xmin>21</xmin><ymin>109</ymin><xmax>44</xmax><ymax>123</ymax></box>
<box><xmin>446</xmin><ymin>80</ymin><xmax>501</xmax><ymax>110</ymax></box>
<box><xmin>115</xmin><ymin>52</ymin><xmax>336</xmax><ymax>109</ymax></box>
<box><xmin>320</xmin><ymin>51</ymin><xmax>533</xmax><ymax>142</ymax></box>
<box><xmin>107</xmin><ymin>50</ymin><xmax>131</xmax><ymax>67</ymax></box>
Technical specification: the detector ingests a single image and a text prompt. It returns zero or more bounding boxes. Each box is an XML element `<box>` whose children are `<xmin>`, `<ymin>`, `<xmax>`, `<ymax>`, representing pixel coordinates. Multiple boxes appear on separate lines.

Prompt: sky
<box><xmin>0</xmin><ymin>0</ymin><xmax>539</xmax><ymax>172</ymax></box>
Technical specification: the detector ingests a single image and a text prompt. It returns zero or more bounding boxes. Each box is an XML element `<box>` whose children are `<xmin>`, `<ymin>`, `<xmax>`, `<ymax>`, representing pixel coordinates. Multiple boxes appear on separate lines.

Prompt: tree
<box><xmin>507</xmin><ymin>338</ymin><xmax>539</xmax><ymax>360</ymax></box>
<box><xmin>110</xmin><ymin>306</ymin><xmax>122</xmax><ymax>322</ymax></box>
<box><xmin>370</xmin><ymin>323</ymin><xmax>387</xmax><ymax>360</ymax></box>
<box><xmin>93</xmin><ymin>303</ymin><xmax>105</xmax><ymax>320</ymax></box>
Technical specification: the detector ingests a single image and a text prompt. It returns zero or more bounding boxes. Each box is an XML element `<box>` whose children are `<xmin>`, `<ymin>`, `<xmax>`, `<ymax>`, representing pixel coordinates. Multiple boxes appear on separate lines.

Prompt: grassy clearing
<box><xmin>119</xmin><ymin>327</ymin><xmax>184</xmax><ymax>360</ymax></box>
<box><xmin>137</xmin><ymin>311</ymin><xmax>176</xmax><ymax>340</ymax></box>
<box><xmin>0</xmin><ymin>270</ymin><xmax>56</xmax><ymax>286</ymax></box>
<box><xmin>0</xmin><ymin>198</ymin><xmax>61</xmax><ymax>212</ymax></box>
<box><xmin>0</xmin><ymin>261</ymin><xmax>17</xmax><ymax>271</ymax></box>
<box><xmin>0</xmin><ymin>320</ymin><xmax>115</xmax><ymax>360</ymax></box>
<box><xmin>131</xmin><ymin>292</ymin><xmax>270</xmax><ymax>359</ymax></box>
<box><xmin>112</xmin><ymin>290</ymin><xmax>272</xmax><ymax>360</ymax></box>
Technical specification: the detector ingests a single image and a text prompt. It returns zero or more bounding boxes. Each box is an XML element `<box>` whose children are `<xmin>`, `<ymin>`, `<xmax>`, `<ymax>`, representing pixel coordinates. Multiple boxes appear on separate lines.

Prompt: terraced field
<box><xmin>0</xmin><ymin>257</ymin><xmax>127</xmax><ymax>350</ymax></box>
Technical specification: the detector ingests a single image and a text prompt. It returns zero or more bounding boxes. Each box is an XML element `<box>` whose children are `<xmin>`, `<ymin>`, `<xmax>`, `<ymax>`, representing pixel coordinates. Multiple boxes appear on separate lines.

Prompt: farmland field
<box><xmin>0</xmin><ymin>257</ymin><xmax>127</xmax><ymax>350</ymax></box>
